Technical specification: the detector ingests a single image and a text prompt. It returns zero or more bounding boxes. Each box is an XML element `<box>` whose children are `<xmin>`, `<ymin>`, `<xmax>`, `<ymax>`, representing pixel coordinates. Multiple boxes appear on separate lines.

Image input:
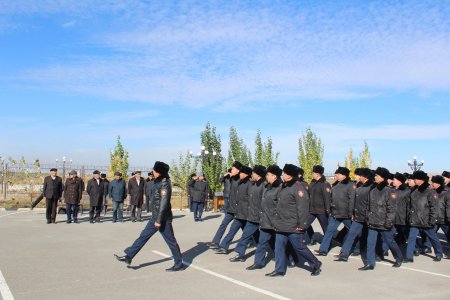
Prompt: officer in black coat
<box><xmin>442</xmin><ymin>171</ymin><xmax>450</xmax><ymax>188</ymax></box>
<box><xmin>215</xmin><ymin>165</ymin><xmax>252</xmax><ymax>254</ymax></box>
<box><xmin>359</xmin><ymin>167</ymin><xmax>403</xmax><ymax>270</ymax></box>
<box><xmin>392</xmin><ymin>172</ymin><xmax>411</xmax><ymax>244</ymax></box>
<box><xmin>86</xmin><ymin>170</ymin><xmax>105</xmax><ymax>223</ymax></box>
<box><xmin>230</xmin><ymin>165</ymin><xmax>266</xmax><ymax>262</ymax></box>
<box><xmin>430</xmin><ymin>175</ymin><xmax>449</xmax><ymax>250</ymax></box>
<box><xmin>189</xmin><ymin>174</ymin><xmax>210</xmax><ymax>221</ymax></box>
<box><xmin>209</xmin><ymin>162</ymin><xmax>242</xmax><ymax>249</ymax></box>
<box><xmin>306</xmin><ymin>165</ymin><xmax>331</xmax><ymax>245</ymax></box>
<box><xmin>115</xmin><ymin>161</ymin><xmax>183</xmax><ymax>271</ymax></box>
<box><xmin>266</xmin><ymin>164</ymin><xmax>322</xmax><ymax>277</ymax></box>
<box><xmin>246</xmin><ymin>165</ymin><xmax>282</xmax><ymax>271</ymax></box>
<box><xmin>317</xmin><ymin>167</ymin><xmax>355</xmax><ymax>255</ymax></box>
<box><xmin>42</xmin><ymin>168</ymin><xmax>64</xmax><ymax>224</ymax></box>
<box><xmin>405</xmin><ymin>170</ymin><xmax>443</xmax><ymax>262</ymax></box>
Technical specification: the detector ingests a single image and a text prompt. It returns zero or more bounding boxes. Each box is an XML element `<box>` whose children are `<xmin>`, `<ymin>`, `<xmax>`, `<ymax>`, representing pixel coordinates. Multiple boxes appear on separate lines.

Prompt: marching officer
<box><xmin>392</xmin><ymin>172</ymin><xmax>411</xmax><ymax>244</ymax></box>
<box><xmin>42</xmin><ymin>168</ymin><xmax>63</xmax><ymax>224</ymax></box>
<box><xmin>63</xmin><ymin>170</ymin><xmax>83</xmax><ymax>224</ymax></box>
<box><xmin>266</xmin><ymin>164</ymin><xmax>322</xmax><ymax>277</ymax></box>
<box><xmin>359</xmin><ymin>167</ymin><xmax>403</xmax><ymax>270</ymax></box>
<box><xmin>189</xmin><ymin>173</ymin><xmax>210</xmax><ymax>221</ymax></box>
<box><xmin>405</xmin><ymin>170</ymin><xmax>443</xmax><ymax>262</ymax></box>
<box><xmin>86</xmin><ymin>170</ymin><xmax>105</xmax><ymax>223</ymax></box>
<box><xmin>128</xmin><ymin>171</ymin><xmax>145</xmax><ymax>222</ymax></box>
<box><xmin>442</xmin><ymin>171</ymin><xmax>450</xmax><ymax>188</ymax></box>
<box><xmin>430</xmin><ymin>175</ymin><xmax>449</xmax><ymax>247</ymax></box>
<box><xmin>229</xmin><ymin>165</ymin><xmax>266</xmax><ymax>262</ymax></box>
<box><xmin>317</xmin><ymin>167</ymin><xmax>355</xmax><ymax>256</ymax></box>
<box><xmin>115</xmin><ymin>161</ymin><xmax>183</xmax><ymax>272</ymax></box>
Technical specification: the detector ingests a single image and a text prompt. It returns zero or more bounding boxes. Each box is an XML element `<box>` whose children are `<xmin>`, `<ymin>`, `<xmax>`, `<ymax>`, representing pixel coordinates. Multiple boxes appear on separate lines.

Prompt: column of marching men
<box><xmin>208</xmin><ymin>162</ymin><xmax>450</xmax><ymax>276</ymax></box>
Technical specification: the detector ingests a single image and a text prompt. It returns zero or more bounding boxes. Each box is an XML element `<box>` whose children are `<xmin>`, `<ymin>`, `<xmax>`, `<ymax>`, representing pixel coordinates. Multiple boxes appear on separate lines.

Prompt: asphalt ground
<box><xmin>0</xmin><ymin>209</ymin><xmax>449</xmax><ymax>300</ymax></box>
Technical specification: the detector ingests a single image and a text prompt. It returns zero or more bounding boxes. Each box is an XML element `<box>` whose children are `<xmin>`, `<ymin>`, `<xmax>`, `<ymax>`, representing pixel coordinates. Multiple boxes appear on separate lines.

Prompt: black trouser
<box><xmin>45</xmin><ymin>197</ymin><xmax>58</xmax><ymax>222</ymax></box>
<box><xmin>89</xmin><ymin>206</ymin><xmax>101</xmax><ymax>221</ymax></box>
<box><xmin>131</xmin><ymin>204</ymin><xmax>142</xmax><ymax>220</ymax></box>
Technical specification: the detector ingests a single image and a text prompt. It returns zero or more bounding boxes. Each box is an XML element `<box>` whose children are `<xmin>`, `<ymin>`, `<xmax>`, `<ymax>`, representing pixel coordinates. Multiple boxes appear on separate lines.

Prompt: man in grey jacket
<box><xmin>109</xmin><ymin>172</ymin><xmax>127</xmax><ymax>223</ymax></box>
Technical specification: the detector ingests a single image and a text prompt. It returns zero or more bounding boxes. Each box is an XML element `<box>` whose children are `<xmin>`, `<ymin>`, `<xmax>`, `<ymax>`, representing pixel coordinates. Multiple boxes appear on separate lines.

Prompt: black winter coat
<box><xmin>247</xmin><ymin>178</ymin><xmax>265</xmax><ymax>223</ymax></box>
<box><xmin>189</xmin><ymin>179</ymin><xmax>209</xmax><ymax>203</ymax></box>
<box><xmin>435</xmin><ymin>186</ymin><xmax>448</xmax><ymax>225</ymax></box>
<box><xmin>128</xmin><ymin>177</ymin><xmax>145</xmax><ymax>206</ymax></box>
<box><xmin>330</xmin><ymin>178</ymin><xmax>355</xmax><ymax>219</ymax></box>
<box><xmin>227</xmin><ymin>175</ymin><xmax>241</xmax><ymax>214</ymax></box>
<box><xmin>308</xmin><ymin>176</ymin><xmax>331</xmax><ymax>215</ymax></box>
<box><xmin>260</xmin><ymin>179</ymin><xmax>282</xmax><ymax>230</ymax></box>
<box><xmin>152</xmin><ymin>176</ymin><xmax>173</xmax><ymax>223</ymax></box>
<box><xmin>394</xmin><ymin>184</ymin><xmax>411</xmax><ymax>226</ymax></box>
<box><xmin>235</xmin><ymin>177</ymin><xmax>252</xmax><ymax>220</ymax></box>
<box><xmin>367</xmin><ymin>181</ymin><xmax>397</xmax><ymax>230</ymax></box>
<box><xmin>353</xmin><ymin>180</ymin><xmax>374</xmax><ymax>223</ymax></box>
<box><xmin>86</xmin><ymin>178</ymin><xmax>105</xmax><ymax>207</ymax></box>
<box><xmin>64</xmin><ymin>177</ymin><xmax>83</xmax><ymax>204</ymax></box>
<box><xmin>43</xmin><ymin>176</ymin><xmax>63</xmax><ymax>199</ymax></box>
<box><xmin>409</xmin><ymin>182</ymin><xmax>438</xmax><ymax>228</ymax></box>
<box><xmin>274</xmin><ymin>179</ymin><xmax>309</xmax><ymax>233</ymax></box>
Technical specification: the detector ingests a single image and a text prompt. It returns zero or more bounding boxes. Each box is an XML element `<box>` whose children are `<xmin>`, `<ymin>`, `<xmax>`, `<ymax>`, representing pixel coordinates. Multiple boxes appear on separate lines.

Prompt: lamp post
<box><xmin>408</xmin><ymin>156</ymin><xmax>424</xmax><ymax>172</ymax></box>
<box><xmin>56</xmin><ymin>156</ymin><xmax>70</xmax><ymax>181</ymax></box>
<box><xmin>189</xmin><ymin>146</ymin><xmax>210</xmax><ymax>174</ymax></box>
<box><xmin>0</xmin><ymin>155</ymin><xmax>4</xmax><ymax>196</ymax></box>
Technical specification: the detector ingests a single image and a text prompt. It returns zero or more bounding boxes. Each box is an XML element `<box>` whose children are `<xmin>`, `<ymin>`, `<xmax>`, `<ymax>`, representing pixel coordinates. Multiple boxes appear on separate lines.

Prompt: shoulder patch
<box><xmin>298</xmin><ymin>190</ymin><xmax>304</xmax><ymax>198</ymax></box>
<box><xmin>326</xmin><ymin>187</ymin><xmax>331</xmax><ymax>193</ymax></box>
<box><xmin>353</xmin><ymin>184</ymin><xmax>357</xmax><ymax>190</ymax></box>
<box><xmin>433</xmin><ymin>194</ymin><xmax>438</xmax><ymax>200</ymax></box>
<box><xmin>161</xmin><ymin>189</ymin><xmax>167</xmax><ymax>196</ymax></box>
<box><xmin>162</xmin><ymin>178</ymin><xmax>166</xmax><ymax>182</ymax></box>
<box><xmin>391</xmin><ymin>192</ymin><xmax>397</xmax><ymax>200</ymax></box>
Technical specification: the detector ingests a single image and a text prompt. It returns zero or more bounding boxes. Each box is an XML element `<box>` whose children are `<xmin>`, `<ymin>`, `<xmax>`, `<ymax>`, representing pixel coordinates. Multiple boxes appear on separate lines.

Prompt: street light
<box><xmin>56</xmin><ymin>156</ymin><xmax>71</xmax><ymax>181</ymax></box>
<box><xmin>408</xmin><ymin>156</ymin><xmax>424</xmax><ymax>172</ymax></box>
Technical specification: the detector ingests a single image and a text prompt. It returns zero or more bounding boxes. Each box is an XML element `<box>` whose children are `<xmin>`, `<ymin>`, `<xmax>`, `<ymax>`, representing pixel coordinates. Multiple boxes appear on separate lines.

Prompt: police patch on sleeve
<box><xmin>390</xmin><ymin>192</ymin><xmax>397</xmax><ymax>200</ymax></box>
<box><xmin>326</xmin><ymin>187</ymin><xmax>331</xmax><ymax>193</ymax></box>
<box><xmin>433</xmin><ymin>194</ymin><xmax>438</xmax><ymax>200</ymax></box>
<box><xmin>353</xmin><ymin>184</ymin><xmax>357</xmax><ymax>190</ymax></box>
<box><xmin>161</xmin><ymin>189</ymin><xmax>167</xmax><ymax>196</ymax></box>
<box><xmin>298</xmin><ymin>190</ymin><xmax>304</xmax><ymax>198</ymax></box>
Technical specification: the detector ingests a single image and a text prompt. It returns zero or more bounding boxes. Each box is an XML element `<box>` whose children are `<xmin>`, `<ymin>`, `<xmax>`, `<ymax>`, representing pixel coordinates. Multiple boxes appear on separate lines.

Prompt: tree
<box><xmin>298</xmin><ymin>128</ymin><xmax>324</xmax><ymax>182</ymax></box>
<box><xmin>254</xmin><ymin>130</ymin><xmax>279</xmax><ymax>167</ymax></box>
<box><xmin>358</xmin><ymin>140</ymin><xmax>372</xmax><ymax>168</ymax></box>
<box><xmin>109</xmin><ymin>135</ymin><xmax>129</xmax><ymax>180</ymax></box>
<box><xmin>227</xmin><ymin>126</ymin><xmax>252</xmax><ymax>167</ymax></box>
<box><xmin>200</xmin><ymin>122</ymin><xmax>224</xmax><ymax>195</ymax></box>
<box><xmin>254</xmin><ymin>129</ymin><xmax>264</xmax><ymax>166</ymax></box>
<box><xmin>344</xmin><ymin>148</ymin><xmax>359</xmax><ymax>179</ymax></box>
<box><xmin>170</xmin><ymin>151</ymin><xmax>199</xmax><ymax>208</ymax></box>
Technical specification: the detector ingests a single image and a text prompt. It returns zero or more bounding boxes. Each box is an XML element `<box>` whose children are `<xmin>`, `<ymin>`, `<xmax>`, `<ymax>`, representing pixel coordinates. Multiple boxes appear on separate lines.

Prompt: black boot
<box><xmin>114</xmin><ymin>254</ymin><xmax>132</xmax><ymax>265</ymax></box>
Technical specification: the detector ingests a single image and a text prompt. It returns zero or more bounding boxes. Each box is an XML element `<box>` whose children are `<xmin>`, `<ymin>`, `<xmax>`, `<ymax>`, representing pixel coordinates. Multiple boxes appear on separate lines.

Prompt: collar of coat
<box><xmin>311</xmin><ymin>176</ymin><xmax>326</xmax><ymax>184</ymax></box>
<box><xmin>339</xmin><ymin>177</ymin><xmax>350</xmax><ymax>185</ymax></box>
<box><xmin>282</xmin><ymin>178</ymin><xmax>297</xmax><ymax>188</ymax></box>
<box><xmin>154</xmin><ymin>175</ymin><xmax>169</xmax><ymax>183</ymax></box>
<box><xmin>417</xmin><ymin>181</ymin><xmax>430</xmax><ymax>193</ymax></box>
<box><xmin>254</xmin><ymin>177</ymin><xmax>265</xmax><ymax>186</ymax></box>
<box><xmin>361</xmin><ymin>179</ymin><xmax>373</xmax><ymax>187</ymax></box>
<box><xmin>239</xmin><ymin>176</ymin><xmax>250</xmax><ymax>184</ymax></box>
<box><xmin>267</xmin><ymin>179</ymin><xmax>282</xmax><ymax>189</ymax></box>
<box><xmin>375</xmin><ymin>180</ymin><xmax>388</xmax><ymax>191</ymax></box>
<box><xmin>397</xmin><ymin>183</ymin><xmax>407</xmax><ymax>191</ymax></box>
<box><xmin>436</xmin><ymin>185</ymin><xmax>446</xmax><ymax>194</ymax></box>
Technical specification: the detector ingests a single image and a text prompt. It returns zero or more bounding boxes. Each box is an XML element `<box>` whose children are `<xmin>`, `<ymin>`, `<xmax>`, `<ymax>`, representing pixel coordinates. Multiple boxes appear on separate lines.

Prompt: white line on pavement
<box><xmin>152</xmin><ymin>250</ymin><xmax>292</xmax><ymax>300</ymax></box>
<box><xmin>0</xmin><ymin>270</ymin><xmax>15</xmax><ymax>300</ymax></box>
<box><xmin>0</xmin><ymin>211</ymin><xmax>28</xmax><ymax>219</ymax></box>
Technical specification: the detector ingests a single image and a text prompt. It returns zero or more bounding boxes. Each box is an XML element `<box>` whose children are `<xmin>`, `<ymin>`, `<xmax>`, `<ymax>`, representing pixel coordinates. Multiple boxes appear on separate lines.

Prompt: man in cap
<box><xmin>145</xmin><ymin>171</ymin><xmax>155</xmax><ymax>214</ymax></box>
<box><xmin>109</xmin><ymin>172</ymin><xmax>127</xmax><ymax>223</ymax></box>
<box><xmin>229</xmin><ymin>165</ymin><xmax>266</xmax><ymax>262</ymax></box>
<box><xmin>306</xmin><ymin>165</ymin><xmax>331</xmax><ymax>246</ymax></box>
<box><xmin>430</xmin><ymin>175</ymin><xmax>449</xmax><ymax>251</ymax></box>
<box><xmin>442</xmin><ymin>171</ymin><xmax>450</xmax><ymax>188</ymax></box>
<box><xmin>101</xmin><ymin>173</ymin><xmax>109</xmax><ymax>216</ymax></box>
<box><xmin>359</xmin><ymin>167</ymin><xmax>403</xmax><ymax>270</ymax></box>
<box><xmin>208</xmin><ymin>162</ymin><xmax>242</xmax><ymax>250</ymax></box>
<box><xmin>405</xmin><ymin>170</ymin><xmax>443</xmax><ymax>262</ymax></box>
<box><xmin>316</xmin><ymin>167</ymin><xmax>355</xmax><ymax>256</ymax></box>
<box><xmin>63</xmin><ymin>170</ymin><xmax>84</xmax><ymax>224</ymax></box>
<box><xmin>189</xmin><ymin>173</ymin><xmax>210</xmax><ymax>221</ymax></box>
<box><xmin>392</xmin><ymin>172</ymin><xmax>411</xmax><ymax>245</ymax></box>
<box><xmin>86</xmin><ymin>170</ymin><xmax>105</xmax><ymax>223</ymax></box>
<box><xmin>128</xmin><ymin>171</ymin><xmax>145</xmax><ymax>222</ymax></box>
<box><xmin>266</xmin><ymin>164</ymin><xmax>322</xmax><ymax>277</ymax></box>
<box><xmin>42</xmin><ymin>168</ymin><xmax>63</xmax><ymax>224</ymax></box>
<box><xmin>215</xmin><ymin>165</ymin><xmax>253</xmax><ymax>254</ymax></box>
<box><xmin>115</xmin><ymin>161</ymin><xmax>183</xmax><ymax>272</ymax></box>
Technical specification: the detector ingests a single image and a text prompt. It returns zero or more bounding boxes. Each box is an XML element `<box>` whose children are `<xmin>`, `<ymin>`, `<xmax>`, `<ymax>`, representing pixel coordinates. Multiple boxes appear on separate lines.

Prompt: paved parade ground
<box><xmin>1</xmin><ymin>209</ymin><xmax>449</xmax><ymax>300</ymax></box>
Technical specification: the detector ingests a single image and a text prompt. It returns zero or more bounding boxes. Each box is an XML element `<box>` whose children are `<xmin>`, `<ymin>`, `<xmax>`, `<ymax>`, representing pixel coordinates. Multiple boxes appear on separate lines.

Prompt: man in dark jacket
<box><xmin>42</xmin><ymin>168</ymin><xmax>63</xmax><ymax>224</ymax></box>
<box><xmin>101</xmin><ymin>174</ymin><xmax>109</xmax><ymax>216</ymax></box>
<box><xmin>145</xmin><ymin>172</ymin><xmax>155</xmax><ymax>214</ymax></box>
<box><xmin>230</xmin><ymin>165</ymin><xmax>266</xmax><ymax>262</ymax></box>
<box><xmin>115</xmin><ymin>161</ymin><xmax>183</xmax><ymax>272</ymax></box>
<box><xmin>209</xmin><ymin>162</ymin><xmax>242</xmax><ymax>249</ymax></box>
<box><xmin>430</xmin><ymin>175</ymin><xmax>449</xmax><ymax>251</ymax></box>
<box><xmin>306</xmin><ymin>165</ymin><xmax>331</xmax><ymax>245</ymax></box>
<box><xmin>266</xmin><ymin>164</ymin><xmax>322</xmax><ymax>277</ymax></box>
<box><xmin>64</xmin><ymin>170</ymin><xmax>83</xmax><ymax>224</ymax></box>
<box><xmin>317</xmin><ymin>167</ymin><xmax>355</xmax><ymax>255</ymax></box>
<box><xmin>392</xmin><ymin>172</ymin><xmax>411</xmax><ymax>244</ymax></box>
<box><xmin>246</xmin><ymin>165</ymin><xmax>282</xmax><ymax>271</ymax></box>
<box><xmin>109</xmin><ymin>172</ymin><xmax>127</xmax><ymax>223</ymax></box>
<box><xmin>86</xmin><ymin>170</ymin><xmax>105</xmax><ymax>223</ymax></box>
<box><xmin>336</xmin><ymin>168</ymin><xmax>373</xmax><ymax>261</ymax></box>
<box><xmin>405</xmin><ymin>170</ymin><xmax>443</xmax><ymax>262</ymax></box>
<box><xmin>189</xmin><ymin>174</ymin><xmax>209</xmax><ymax>221</ymax></box>
<box><xmin>187</xmin><ymin>173</ymin><xmax>196</xmax><ymax>212</ymax></box>
<box><xmin>359</xmin><ymin>167</ymin><xmax>403</xmax><ymax>270</ymax></box>
<box><xmin>215</xmin><ymin>165</ymin><xmax>252</xmax><ymax>254</ymax></box>
<box><xmin>442</xmin><ymin>171</ymin><xmax>450</xmax><ymax>188</ymax></box>
<box><xmin>128</xmin><ymin>171</ymin><xmax>145</xmax><ymax>222</ymax></box>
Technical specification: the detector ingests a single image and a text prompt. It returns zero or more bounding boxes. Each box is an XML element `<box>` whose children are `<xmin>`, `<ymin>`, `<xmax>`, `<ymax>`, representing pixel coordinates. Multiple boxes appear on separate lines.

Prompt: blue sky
<box><xmin>1</xmin><ymin>0</ymin><xmax>449</xmax><ymax>173</ymax></box>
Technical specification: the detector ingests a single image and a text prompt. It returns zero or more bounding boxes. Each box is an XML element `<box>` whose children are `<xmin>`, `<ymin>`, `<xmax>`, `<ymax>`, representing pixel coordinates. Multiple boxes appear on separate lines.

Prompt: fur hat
<box><xmin>312</xmin><ymin>165</ymin><xmax>324</xmax><ymax>175</ymax></box>
<box><xmin>101</xmin><ymin>173</ymin><xmax>107</xmax><ymax>178</ymax></box>
<box><xmin>297</xmin><ymin>167</ymin><xmax>305</xmax><ymax>176</ymax></box>
<box><xmin>431</xmin><ymin>175</ymin><xmax>445</xmax><ymax>186</ymax></box>
<box><xmin>394</xmin><ymin>172</ymin><xmax>407</xmax><ymax>183</ymax></box>
<box><xmin>335</xmin><ymin>167</ymin><xmax>350</xmax><ymax>177</ymax></box>
<box><xmin>359</xmin><ymin>168</ymin><xmax>372</xmax><ymax>179</ymax></box>
<box><xmin>412</xmin><ymin>170</ymin><xmax>429</xmax><ymax>182</ymax></box>
<box><xmin>240</xmin><ymin>166</ymin><xmax>252</xmax><ymax>176</ymax></box>
<box><xmin>354</xmin><ymin>168</ymin><xmax>362</xmax><ymax>176</ymax></box>
<box><xmin>153</xmin><ymin>161</ymin><xmax>169</xmax><ymax>175</ymax></box>
<box><xmin>253</xmin><ymin>165</ymin><xmax>267</xmax><ymax>177</ymax></box>
<box><xmin>93</xmin><ymin>170</ymin><xmax>100</xmax><ymax>175</ymax></box>
<box><xmin>442</xmin><ymin>171</ymin><xmax>450</xmax><ymax>179</ymax></box>
<box><xmin>283</xmin><ymin>164</ymin><xmax>299</xmax><ymax>177</ymax></box>
<box><xmin>267</xmin><ymin>165</ymin><xmax>282</xmax><ymax>177</ymax></box>
<box><xmin>232</xmin><ymin>161</ymin><xmax>243</xmax><ymax>170</ymax></box>
<box><xmin>375</xmin><ymin>167</ymin><xmax>390</xmax><ymax>180</ymax></box>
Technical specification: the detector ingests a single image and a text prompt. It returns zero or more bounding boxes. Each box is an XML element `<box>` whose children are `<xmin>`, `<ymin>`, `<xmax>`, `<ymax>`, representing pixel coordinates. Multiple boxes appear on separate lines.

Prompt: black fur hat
<box><xmin>153</xmin><ymin>161</ymin><xmax>169</xmax><ymax>175</ymax></box>
<box><xmin>394</xmin><ymin>172</ymin><xmax>407</xmax><ymax>183</ymax></box>
<box><xmin>431</xmin><ymin>175</ymin><xmax>445</xmax><ymax>186</ymax></box>
<box><xmin>253</xmin><ymin>165</ymin><xmax>267</xmax><ymax>177</ymax></box>
<box><xmin>375</xmin><ymin>167</ymin><xmax>390</xmax><ymax>180</ymax></box>
<box><xmin>442</xmin><ymin>171</ymin><xmax>450</xmax><ymax>179</ymax></box>
<box><xmin>283</xmin><ymin>164</ymin><xmax>299</xmax><ymax>177</ymax></box>
<box><xmin>412</xmin><ymin>170</ymin><xmax>429</xmax><ymax>181</ymax></box>
<box><xmin>232</xmin><ymin>161</ymin><xmax>243</xmax><ymax>170</ymax></box>
<box><xmin>240</xmin><ymin>165</ymin><xmax>253</xmax><ymax>176</ymax></box>
<box><xmin>359</xmin><ymin>168</ymin><xmax>372</xmax><ymax>179</ymax></box>
<box><xmin>336</xmin><ymin>167</ymin><xmax>350</xmax><ymax>177</ymax></box>
<box><xmin>267</xmin><ymin>165</ymin><xmax>282</xmax><ymax>177</ymax></box>
<box><xmin>354</xmin><ymin>168</ymin><xmax>362</xmax><ymax>176</ymax></box>
<box><xmin>297</xmin><ymin>167</ymin><xmax>305</xmax><ymax>176</ymax></box>
<box><xmin>312</xmin><ymin>165</ymin><xmax>324</xmax><ymax>175</ymax></box>
<box><xmin>101</xmin><ymin>173</ymin><xmax>107</xmax><ymax>178</ymax></box>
